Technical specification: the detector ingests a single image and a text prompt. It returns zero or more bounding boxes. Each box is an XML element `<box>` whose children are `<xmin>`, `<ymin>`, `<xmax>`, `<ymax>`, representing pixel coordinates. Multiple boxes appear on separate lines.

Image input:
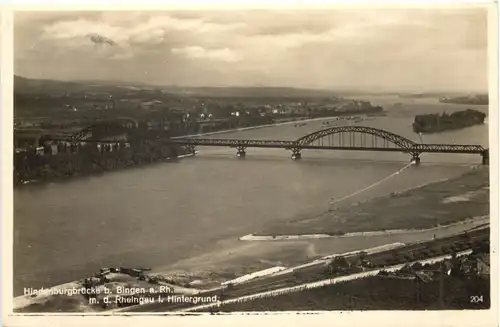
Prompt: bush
<box><xmin>411</xmin><ymin>262</ymin><xmax>423</xmax><ymax>271</ymax></box>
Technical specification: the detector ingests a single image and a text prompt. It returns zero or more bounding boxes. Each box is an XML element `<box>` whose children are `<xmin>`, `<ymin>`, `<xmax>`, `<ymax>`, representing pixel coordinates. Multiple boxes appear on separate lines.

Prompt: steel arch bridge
<box><xmin>41</xmin><ymin>124</ymin><xmax>489</xmax><ymax>165</ymax></box>
<box><xmin>167</xmin><ymin>125</ymin><xmax>488</xmax><ymax>164</ymax></box>
<box><xmin>295</xmin><ymin>126</ymin><xmax>417</xmax><ymax>149</ymax></box>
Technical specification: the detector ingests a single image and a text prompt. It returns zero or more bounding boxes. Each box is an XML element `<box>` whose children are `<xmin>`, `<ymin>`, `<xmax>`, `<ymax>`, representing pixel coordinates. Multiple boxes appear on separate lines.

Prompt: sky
<box><xmin>14</xmin><ymin>8</ymin><xmax>489</xmax><ymax>92</ymax></box>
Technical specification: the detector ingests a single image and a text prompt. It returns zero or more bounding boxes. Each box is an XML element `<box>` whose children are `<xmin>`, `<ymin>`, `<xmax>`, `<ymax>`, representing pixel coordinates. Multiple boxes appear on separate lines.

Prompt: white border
<box><xmin>1</xmin><ymin>1</ymin><xmax>499</xmax><ymax>327</ymax></box>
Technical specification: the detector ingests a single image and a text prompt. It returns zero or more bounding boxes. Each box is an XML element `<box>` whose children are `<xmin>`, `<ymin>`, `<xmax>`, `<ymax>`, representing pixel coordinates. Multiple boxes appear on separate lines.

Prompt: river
<box><xmin>13</xmin><ymin>96</ymin><xmax>489</xmax><ymax>296</ymax></box>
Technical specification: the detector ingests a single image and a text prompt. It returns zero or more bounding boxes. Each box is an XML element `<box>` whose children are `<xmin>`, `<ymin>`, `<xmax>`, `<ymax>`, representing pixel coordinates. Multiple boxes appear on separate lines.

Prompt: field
<box><xmin>257</xmin><ymin>166</ymin><xmax>489</xmax><ymax>236</ymax></box>
<box><xmin>214</xmin><ymin>273</ymin><xmax>490</xmax><ymax>311</ymax></box>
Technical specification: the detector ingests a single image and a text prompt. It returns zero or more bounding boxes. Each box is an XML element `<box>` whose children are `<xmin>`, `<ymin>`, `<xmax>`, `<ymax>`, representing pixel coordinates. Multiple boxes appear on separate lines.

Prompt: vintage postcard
<box><xmin>1</xmin><ymin>1</ymin><xmax>498</xmax><ymax>327</ymax></box>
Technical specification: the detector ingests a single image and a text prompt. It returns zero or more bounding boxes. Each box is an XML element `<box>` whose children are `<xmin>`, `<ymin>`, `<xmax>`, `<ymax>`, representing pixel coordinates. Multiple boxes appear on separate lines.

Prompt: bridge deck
<box><xmin>168</xmin><ymin>138</ymin><xmax>485</xmax><ymax>154</ymax></box>
<box><xmin>42</xmin><ymin>124</ymin><xmax>486</xmax><ymax>157</ymax></box>
<box><xmin>43</xmin><ymin>138</ymin><xmax>486</xmax><ymax>154</ymax></box>
<box><xmin>42</xmin><ymin>137</ymin><xmax>486</xmax><ymax>155</ymax></box>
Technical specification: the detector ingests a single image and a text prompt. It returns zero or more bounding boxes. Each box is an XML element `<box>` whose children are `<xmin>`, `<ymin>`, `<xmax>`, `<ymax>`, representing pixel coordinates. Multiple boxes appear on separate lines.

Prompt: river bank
<box><xmin>14</xmin><ymin>115</ymin><xmax>343</xmax><ymax>188</ymax></box>
<box><xmin>135</xmin><ymin>164</ymin><xmax>489</xmax><ymax>293</ymax></box>
<box><xmin>254</xmin><ymin>166</ymin><xmax>489</xmax><ymax>236</ymax></box>
<box><xmin>14</xmin><ymin>145</ymin><xmax>196</xmax><ymax>188</ymax></box>
<box><xmin>16</xmin><ymin>151</ymin><xmax>199</xmax><ymax>188</ymax></box>
<box><xmin>241</xmin><ymin>215</ymin><xmax>489</xmax><ymax>241</ymax></box>
<box><xmin>146</xmin><ymin>207</ymin><xmax>488</xmax><ymax>297</ymax></box>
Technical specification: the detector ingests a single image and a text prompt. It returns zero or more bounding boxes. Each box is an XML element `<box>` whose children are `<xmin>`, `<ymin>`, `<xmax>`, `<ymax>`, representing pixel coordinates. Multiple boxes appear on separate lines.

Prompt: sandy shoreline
<box><xmin>240</xmin><ymin>215</ymin><xmax>489</xmax><ymax>241</ymax></box>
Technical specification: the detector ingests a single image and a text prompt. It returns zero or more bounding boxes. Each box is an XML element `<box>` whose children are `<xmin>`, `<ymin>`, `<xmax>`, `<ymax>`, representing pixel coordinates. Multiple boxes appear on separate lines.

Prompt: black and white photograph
<box><xmin>4</xmin><ymin>2</ymin><xmax>497</xmax><ymax>320</ymax></box>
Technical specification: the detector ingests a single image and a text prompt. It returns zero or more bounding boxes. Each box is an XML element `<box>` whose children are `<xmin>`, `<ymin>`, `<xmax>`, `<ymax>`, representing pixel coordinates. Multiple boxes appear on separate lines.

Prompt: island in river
<box><xmin>412</xmin><ymin>109</ymin><xmax>486</xmax><ymax>134</ymax></box>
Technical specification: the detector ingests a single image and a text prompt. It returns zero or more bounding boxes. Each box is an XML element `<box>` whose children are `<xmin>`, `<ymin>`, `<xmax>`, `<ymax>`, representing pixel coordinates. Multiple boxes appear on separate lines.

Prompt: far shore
<box><xmin>172</xmin><ymin>115</ymin><xmax>360</xmax><ymax>139</ymax></box>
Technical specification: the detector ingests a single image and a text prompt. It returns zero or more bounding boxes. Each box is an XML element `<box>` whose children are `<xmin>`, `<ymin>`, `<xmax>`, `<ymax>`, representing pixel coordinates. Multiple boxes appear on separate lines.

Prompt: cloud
<box><xmin>87</xmin><ymin>33</ymin><xmax>117</xmax><ymax>46</ymax></box>
<box><xmin>33</xmin><ymin>13</ymin><xmax>248</xmax><ymax>63</ymax></box>
<box><xmin>39</xmin><ymin>14</ymin><xmax>245</xmax><ymax>46</ymax></box>
<box><xmin>134</xmin><ymin>15</ymin><xmax>245</xmax><ymax>34</ymax></box>
<box><xmin>41</xmin><ymin>18</ymin><xmax>127</xmax><ymax>43</ymax></box>
<box><xmin>171</xmin><ymin>46</ymin><xmax>242</xmax><ymax>62</ymax></box>
<box><xmin>15</xmin><ymin>9</ymin><xmax>488</xmax><ymax>91</ymax></box>
<box><xmin>108</xmin><ymin>51</ymin><xmax>136</xmax><ymax>60</ymax></box>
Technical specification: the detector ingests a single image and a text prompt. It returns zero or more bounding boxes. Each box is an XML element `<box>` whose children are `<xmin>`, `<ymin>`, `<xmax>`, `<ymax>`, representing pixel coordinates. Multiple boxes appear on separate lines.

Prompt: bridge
<box><xmin>42</xmin><ymin>124</ymin><xmax>489</xmax><ymax>165</ymax></box>
<box><xmin>168</xmin><ymin>126</ymin><xmax>488</xmax><ymax>164</ymax></box>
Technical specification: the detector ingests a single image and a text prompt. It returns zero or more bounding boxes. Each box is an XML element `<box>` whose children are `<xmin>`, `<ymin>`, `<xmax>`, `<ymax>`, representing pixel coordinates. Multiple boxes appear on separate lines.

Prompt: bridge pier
<box><xmin>410</xmin><ymin>154</ymin><xmax>421</xmax><ymax>165</ymax></box>
<box><xmin>291</xmin><ymin>149</ymin><xmax>302</xmax><ymax>160</ymax></box>
<box><xmin>482</xmin><ymin>149</ymin><xmax>489</xmax><ymax>165</ymax></box>
<box><xmin>187</xmin><ymin>145</ymin><xmax>196</xmax><ymax>155</ymax></box>
<box><xmin>236</xmin><ymin>146</ymin><xmax>246</xmax><ymax>157</ymax></box>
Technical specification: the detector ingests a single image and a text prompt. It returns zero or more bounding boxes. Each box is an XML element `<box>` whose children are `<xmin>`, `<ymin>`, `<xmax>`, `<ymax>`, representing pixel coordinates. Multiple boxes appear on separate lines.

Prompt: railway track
<box><xmin>121</xmin><ymin>226</ymin><xmax>489</xmax><ymax>312</ymax></box>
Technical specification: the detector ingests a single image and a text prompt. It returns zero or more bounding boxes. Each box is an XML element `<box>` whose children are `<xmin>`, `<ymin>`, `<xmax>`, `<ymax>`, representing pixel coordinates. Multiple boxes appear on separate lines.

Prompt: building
<box><xmin>14</xmin><ymin>130</ymin><xmax>42</xmax><ymax>150</ymax></box>
<box><xmin>476</xmin><ymin>254</ymin><xmax>490</xmax><ymax>278</ymax></box>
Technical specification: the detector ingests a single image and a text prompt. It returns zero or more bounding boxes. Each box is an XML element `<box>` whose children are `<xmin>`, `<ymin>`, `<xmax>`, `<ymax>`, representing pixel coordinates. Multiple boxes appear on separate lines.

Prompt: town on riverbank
<box><xmin>14</xmin><ymin>75</ymin><xmax>386</xmax><ymax>186</ymax></box>
<box><xmin>439</xmin><ymin>94</ymin><xmax>488</xmax><ymax>105</ymax></box>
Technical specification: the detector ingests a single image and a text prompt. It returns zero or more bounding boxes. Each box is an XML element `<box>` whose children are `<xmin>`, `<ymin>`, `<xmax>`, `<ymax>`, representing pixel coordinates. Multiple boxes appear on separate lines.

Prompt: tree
<box><xmin>359</xmin><ymin>251</ymin><xmax>367</xmax><ymax>261</ymax></box>
<box><xmin>327</xmin><ymin>256</ymin><xmax>350</xmax><ymax>275</ymax></box>
<box><xmin>410</xmin><ymin>262</ymin><xmax>423</xmax><ymax>272</ymax></box>
<box><xmin>330</xmin><ymin>256</ymin><xmax>349</xmax><ymax>268</ymax></box>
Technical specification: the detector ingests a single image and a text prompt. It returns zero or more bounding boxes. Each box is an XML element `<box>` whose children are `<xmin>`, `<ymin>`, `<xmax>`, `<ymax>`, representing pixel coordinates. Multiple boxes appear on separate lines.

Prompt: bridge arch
<box><xmin>294</xmin><ymin>126</ymin><xmax>417</xmax><ymax>150</ymax></box>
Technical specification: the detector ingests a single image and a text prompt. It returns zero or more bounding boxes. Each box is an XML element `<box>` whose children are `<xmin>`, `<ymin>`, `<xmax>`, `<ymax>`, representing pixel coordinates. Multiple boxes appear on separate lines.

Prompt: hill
<box><xmin>160</xmin><ymin>86</ymin><xmax>337</xmax><ymax>98</ymax></box>
<box><xmin>14</xmin><ymin>75</ymin><xmax>339</xmax><ymax>99</ymax></box>
<box><xmin>14</xmin><ymin>75</ymin><xmax>131</xmax><ymax>95</ymax></box>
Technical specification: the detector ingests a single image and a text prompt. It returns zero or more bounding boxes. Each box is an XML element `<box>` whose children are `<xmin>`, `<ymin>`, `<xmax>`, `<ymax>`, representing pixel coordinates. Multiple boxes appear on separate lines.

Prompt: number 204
<box><xmin>470</xmin><ymin>295</ymin><xmax>484</xmax><ymax>303</ymax></box>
